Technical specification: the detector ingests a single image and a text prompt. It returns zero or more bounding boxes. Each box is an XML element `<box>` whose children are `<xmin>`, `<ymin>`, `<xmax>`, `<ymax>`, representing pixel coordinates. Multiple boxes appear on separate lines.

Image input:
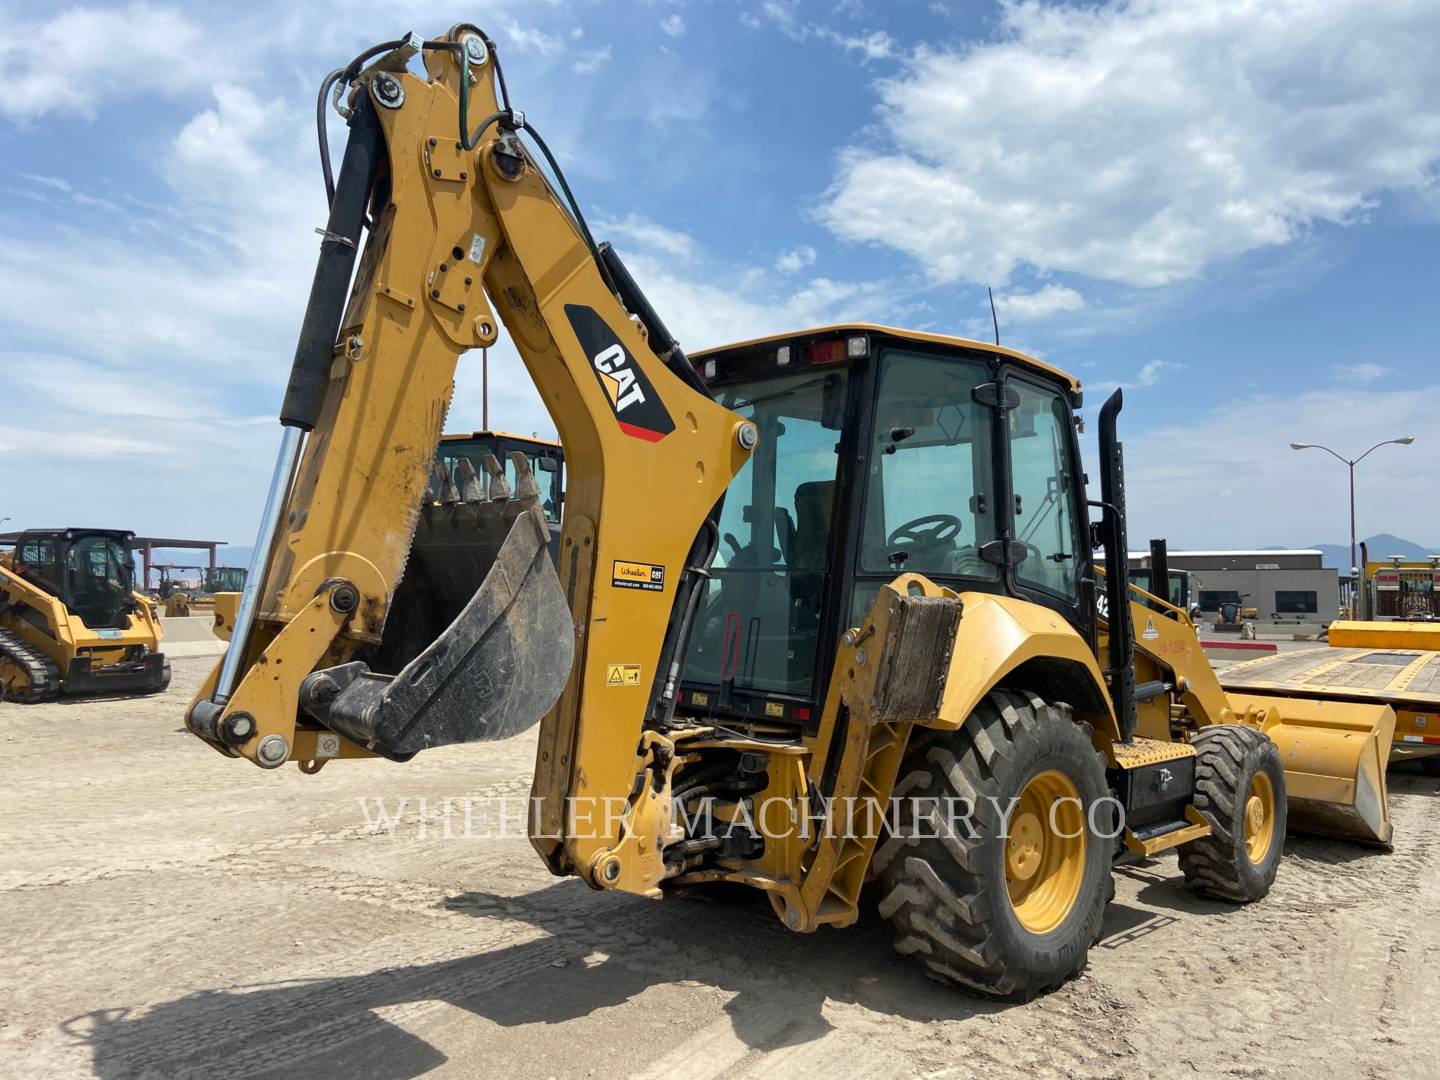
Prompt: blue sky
<box><xmin>2</xmin><ymin>0</ymin><xmax>1438</xmax><ymax>552</ymax></box>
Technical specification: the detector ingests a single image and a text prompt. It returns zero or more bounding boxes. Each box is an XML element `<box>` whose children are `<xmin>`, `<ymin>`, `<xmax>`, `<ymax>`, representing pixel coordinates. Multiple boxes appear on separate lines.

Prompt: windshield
<box><xmin>205</xmin><ymin>567</ymin><xmax>247</xmax><ymax>592</ymax></box>
<box><xmin>438</xmin><ymin>439</ymin><xmax>563</xmax><ymax>523</ymax></box>
<box><xmin>860</xmin><ymin>349</ymin><xmax>997</xmax><ymax>579</ymax></box>
<box><xmin>682</xmin><ymin>370</ymin><xmax>847</xmax><ymax>698</ymax></box>
<box><xmin>65</xmin><ymin>535</ymin><xmax>134</xmax><ymax>629</ymax></box>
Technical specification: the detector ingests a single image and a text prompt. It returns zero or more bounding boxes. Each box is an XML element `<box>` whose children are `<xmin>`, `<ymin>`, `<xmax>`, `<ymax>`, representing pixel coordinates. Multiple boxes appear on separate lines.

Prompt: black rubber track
<box><xmin>0</xmin><ymin>628</ymin><xmax>61</xmax><ymax>703</ymax></box>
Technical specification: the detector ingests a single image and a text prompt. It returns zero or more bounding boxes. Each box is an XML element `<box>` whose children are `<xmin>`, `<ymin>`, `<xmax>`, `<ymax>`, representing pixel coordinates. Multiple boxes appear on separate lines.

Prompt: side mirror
<box><xmin>538</xmin><ymin>456</ymin><xmax>559</xmax><ymax>473</ymax></box>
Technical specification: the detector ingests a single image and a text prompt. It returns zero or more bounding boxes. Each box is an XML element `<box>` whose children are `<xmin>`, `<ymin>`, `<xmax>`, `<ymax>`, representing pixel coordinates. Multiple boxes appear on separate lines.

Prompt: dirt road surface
<box><xmin>3</xmin><ymin>655</ymin><xmax>1437</xmax><ymax>1079</ymax></box>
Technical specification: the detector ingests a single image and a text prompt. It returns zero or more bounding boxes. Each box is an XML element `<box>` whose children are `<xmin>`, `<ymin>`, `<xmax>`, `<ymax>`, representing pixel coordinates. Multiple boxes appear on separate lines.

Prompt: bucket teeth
<box><xmin>438</xmin><ymin>465</ymin><xmax>461</xmax><ymax>505</ymax></box>
<box><xmin>455</xmin><ymin>457</ymin><xmax>486</xmax><ymax>504</ymax></box>
<box><xmin>509</xmin><ymin>450</ymin><xmax>540</xmax><ymax>507</ymax></box>
<box><xmin>482</xmin><ymin>453</ymin><xmax>511</xmax><ymax>502</ymax></box>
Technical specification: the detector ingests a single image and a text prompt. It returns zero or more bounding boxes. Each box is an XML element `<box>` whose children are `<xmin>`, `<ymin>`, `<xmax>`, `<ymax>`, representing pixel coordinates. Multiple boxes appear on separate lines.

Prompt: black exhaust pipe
<box><xmin>1097</xmin><ymin>389</ymin><xmax>1138</xmax><ymax>741</ymax></box>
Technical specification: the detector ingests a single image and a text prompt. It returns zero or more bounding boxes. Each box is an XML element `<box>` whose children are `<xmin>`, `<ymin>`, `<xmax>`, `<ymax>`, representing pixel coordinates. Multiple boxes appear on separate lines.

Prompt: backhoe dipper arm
<box><xmin>187</xmin><ymin>27</ymin><xmax>752</xmax><ymax>881</ymax></box>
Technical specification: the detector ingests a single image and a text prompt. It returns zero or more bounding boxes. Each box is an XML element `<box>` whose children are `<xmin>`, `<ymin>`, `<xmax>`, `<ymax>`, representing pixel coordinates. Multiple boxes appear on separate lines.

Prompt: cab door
<box><xmin>1002</xmin><ymin>372</ymin><xmax>1092</xmax><ymax>637</ymax></box>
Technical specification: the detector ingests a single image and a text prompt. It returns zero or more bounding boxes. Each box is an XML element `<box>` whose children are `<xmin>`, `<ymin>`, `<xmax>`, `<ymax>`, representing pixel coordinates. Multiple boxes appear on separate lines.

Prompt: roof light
<box><xmin>846</xmin><ymin>335</ymin><xmax>869</xmax><ymax>358</ymax></box>
<box><xmin>776</xmin><ymin>344</ymin><xmax>791</xmax><ymax>367</ymax></box>
<box><xmin>806</xmin><ymin>339</ymin><xmax>847</xmax><ymax>365</ymax></box>
<box><xmin>703</xmin><ymin>359</ymin><xmax>717</xmax><ymax>379</ymax></box>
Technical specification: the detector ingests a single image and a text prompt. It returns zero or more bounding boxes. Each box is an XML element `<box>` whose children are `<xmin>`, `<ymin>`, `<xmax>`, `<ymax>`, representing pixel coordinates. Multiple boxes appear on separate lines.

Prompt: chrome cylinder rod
<box><xmin>212</xmin><ymin>425</ymin><xmax>304</xmax><ymax>704</ymax></box>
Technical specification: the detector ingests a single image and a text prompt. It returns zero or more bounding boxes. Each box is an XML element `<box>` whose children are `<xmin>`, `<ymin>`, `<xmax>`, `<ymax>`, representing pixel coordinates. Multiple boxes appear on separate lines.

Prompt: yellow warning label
<box><xmin>605</xmin><ymin>663</ymin><xmax>642</xmax><ymax>687</ymax></box>
<box><xmin>612</xmin><ymin>560</ymin><xmax>665</xmax><ymax>592</ymax></box>
<box><xmin>690</xmin><ymin>691</ymin><xmax>709</xmax><ymax>706</ymax></box>
<box><xmin>764</xmin><ymin>701</ymin><xmax>785</xmax><ymax>718</ymax></box>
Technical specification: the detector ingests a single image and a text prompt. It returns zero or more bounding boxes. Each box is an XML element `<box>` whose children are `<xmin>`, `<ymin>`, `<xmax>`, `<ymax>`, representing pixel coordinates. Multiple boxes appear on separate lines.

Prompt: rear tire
<box><xmin>1178</xmin><ymin>725</ymin><xmax>1286</xmax><ymax>902</ymax></box>
<box><xmin>875</xmin><ymin>689</ymin><xmax>1111</xmax><ymax>1001</ymax></box>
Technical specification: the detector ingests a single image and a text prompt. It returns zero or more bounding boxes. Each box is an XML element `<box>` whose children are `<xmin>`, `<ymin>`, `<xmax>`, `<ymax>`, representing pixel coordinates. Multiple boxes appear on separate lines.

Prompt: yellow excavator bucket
<box><xmin>1228</xmin><ymin>692</ymin><xmax>1395</xmax><ymax>847</ymax></box>
<box><xmin>293</xmin><ymin>450</ymin><xmax>574</xmax><ymax>756</ymax></box>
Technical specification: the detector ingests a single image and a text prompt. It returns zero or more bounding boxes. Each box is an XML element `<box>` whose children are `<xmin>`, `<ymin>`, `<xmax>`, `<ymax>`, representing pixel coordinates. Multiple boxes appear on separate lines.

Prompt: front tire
<box><xmin>875</xmin><ymin>689</ymin><xmax>1111</xmax><ymax>1001</ymax></box>
<box><xmin>1177</xmin><ymin>725</ymin><xmax>1286</xmax><ymax>902</ymax></box>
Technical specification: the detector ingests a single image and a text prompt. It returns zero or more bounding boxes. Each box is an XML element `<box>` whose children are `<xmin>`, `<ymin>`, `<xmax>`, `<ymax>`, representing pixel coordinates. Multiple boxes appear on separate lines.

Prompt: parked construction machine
<box><xmin>184</xmin><ymin>26</ymin><xmax>1396</xmax><ymax>1000</ymax></box>
<box><xmin>153</xmin><ymin>564</ymin><xmax>248</xmax><ymax>618</ymax></box>
<box><xmin>1</xmin><ymin>529</ymin><xmax>169</xmax><ymax>702</ymax></box>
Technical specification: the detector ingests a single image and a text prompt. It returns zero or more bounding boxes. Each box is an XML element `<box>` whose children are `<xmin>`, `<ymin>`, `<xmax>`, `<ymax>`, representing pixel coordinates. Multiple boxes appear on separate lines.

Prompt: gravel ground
<box><xmin>2</xmin><ymin>654</ymin><xmax>1437</xmax><ymax>1080</ymax></box>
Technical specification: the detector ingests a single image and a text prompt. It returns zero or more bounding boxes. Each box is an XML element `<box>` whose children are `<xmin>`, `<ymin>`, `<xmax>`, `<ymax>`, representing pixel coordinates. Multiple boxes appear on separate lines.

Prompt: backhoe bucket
<box><xmin>1229</xmin><ymin>693</ymin><xmax>1396</xmax><ymax>847</ymax></box>
<box><xmin>299</xmin><ymin>454</ymin><xmax>574</xmax><ymax>758</ymax></box>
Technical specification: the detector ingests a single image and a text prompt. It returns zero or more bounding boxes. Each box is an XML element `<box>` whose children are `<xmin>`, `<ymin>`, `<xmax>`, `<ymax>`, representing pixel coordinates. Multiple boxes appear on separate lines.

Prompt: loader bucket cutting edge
<box><xmin>1228</xmin><ymin>692</ymin><xmax>1395</xmax><ymax>848</ymax></box>
<box><xmin>312</xmin><ymin>501</ymin><xmax>575</xmax><ymax>756</ymax></box>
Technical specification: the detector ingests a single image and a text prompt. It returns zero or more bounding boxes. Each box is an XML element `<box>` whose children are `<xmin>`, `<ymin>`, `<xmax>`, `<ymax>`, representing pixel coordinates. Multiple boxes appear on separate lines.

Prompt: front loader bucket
<box><xmin>1229</xmin><ymin>693</ymin><xmax>1396</xmax><ymax>847</ymax></box>
<box><xmin>298</xmin><ymin>454</ymin><xmax>574</xmax><ymax>758</ymax></box>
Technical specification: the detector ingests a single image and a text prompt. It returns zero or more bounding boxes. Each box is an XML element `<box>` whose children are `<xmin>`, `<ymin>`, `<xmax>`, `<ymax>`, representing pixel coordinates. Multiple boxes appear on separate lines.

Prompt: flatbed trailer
<box><xmin>1222</xmin><ymin>646</ymin><xmax>1440</xmax><ymax>765</ymax></box>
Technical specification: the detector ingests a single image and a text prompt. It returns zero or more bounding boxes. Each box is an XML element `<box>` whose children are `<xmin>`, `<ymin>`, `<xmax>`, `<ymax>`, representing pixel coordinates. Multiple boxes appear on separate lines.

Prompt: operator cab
<box><xmin>9</xmin><ymin>528</ymin><xmax>138</xmax><ymax>630</ymax></box>
<box><xmin>678</xmin><ymin>326</ymin><xmax>1090</xmax><ymax>730</ymax></box>
<box><xmin>437</xmin><ymin>430</ymin><xmax>564</xmax><ymax>527</ymax></box>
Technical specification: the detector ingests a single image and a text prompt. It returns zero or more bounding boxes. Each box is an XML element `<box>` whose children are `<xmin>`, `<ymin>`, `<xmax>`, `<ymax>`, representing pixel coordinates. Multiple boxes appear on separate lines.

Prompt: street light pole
<box><xmin>1290</xmin><ymin>436</ymin><xmax>1415</xmax><ymax>614</ymax></box>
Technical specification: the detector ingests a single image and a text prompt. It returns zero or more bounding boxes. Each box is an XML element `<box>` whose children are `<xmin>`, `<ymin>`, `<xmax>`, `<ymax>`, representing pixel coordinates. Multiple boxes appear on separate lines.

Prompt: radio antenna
<box><xmin>987</xmin><ymin>286</ymin><xmax>1000</xmax><ymax>345</ymax></box>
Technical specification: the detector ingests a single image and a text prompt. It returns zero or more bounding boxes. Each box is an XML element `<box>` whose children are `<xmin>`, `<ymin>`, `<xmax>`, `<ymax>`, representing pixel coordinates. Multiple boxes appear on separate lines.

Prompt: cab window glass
<box><xmin>1009</xmin><ymin>382</ymin><xmax>1081</xmax><ymax>599</ymax></box>
<box><xmin>860</xmin><ymin>350</ymin><xmax>997</xmax><ymax>580</ymax></box>
<box><xmin>682</xmin><ymin>370</ymin><xmax>847</xmax><ymax>697</ymax></box>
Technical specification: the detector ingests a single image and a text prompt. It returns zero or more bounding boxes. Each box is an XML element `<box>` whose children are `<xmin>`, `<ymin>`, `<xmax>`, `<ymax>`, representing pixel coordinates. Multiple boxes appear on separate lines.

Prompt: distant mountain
<box><xmin>1310</xmin><ymin>533</ymin><xmax>1440</xmax><ymax>570</ymax></box>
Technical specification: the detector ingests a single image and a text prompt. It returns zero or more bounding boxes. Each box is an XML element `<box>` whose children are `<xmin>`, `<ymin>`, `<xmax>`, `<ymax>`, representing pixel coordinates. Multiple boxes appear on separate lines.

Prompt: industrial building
<box><xmin>1126</xmin><ymin>549</ymin><xmax>1339</xmax><ymax>624</ymax></box>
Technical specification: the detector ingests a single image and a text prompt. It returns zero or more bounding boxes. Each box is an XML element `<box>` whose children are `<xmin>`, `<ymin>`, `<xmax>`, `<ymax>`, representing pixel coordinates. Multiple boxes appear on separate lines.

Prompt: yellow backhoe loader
<box><xmin>184</xmin><ymin>25</ymin><xmax>1395</xmax><ymax>1000</ymax></box>
<box><xmin>1</xmin><ymin>528</ymin><xmax>169</xmax><ymax>702</ymax></box>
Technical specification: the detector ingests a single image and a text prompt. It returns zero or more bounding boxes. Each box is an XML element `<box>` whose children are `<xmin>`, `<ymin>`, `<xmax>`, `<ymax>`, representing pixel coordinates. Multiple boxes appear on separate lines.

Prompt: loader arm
<box><xmin>188</xmin><ymin>28</ymin><xmax>752</xmax><ymax>882</ymax></box>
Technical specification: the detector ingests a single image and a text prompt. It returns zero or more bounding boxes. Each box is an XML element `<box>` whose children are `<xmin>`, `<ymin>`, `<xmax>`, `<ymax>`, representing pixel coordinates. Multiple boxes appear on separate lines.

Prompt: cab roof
<box><xmin>440</xmin><ymin>429</ymin><xmax>561</xmax><ymax>449</ymax></box>
<box><xmin>7</xmin><ymin>528</ymin><xmax>136</xmax><ymax>541</ymax></box>
<box><xmin>692</xmin><ymin>323</ymin><xmax>1081</xmax><ymax>393</ymax></box>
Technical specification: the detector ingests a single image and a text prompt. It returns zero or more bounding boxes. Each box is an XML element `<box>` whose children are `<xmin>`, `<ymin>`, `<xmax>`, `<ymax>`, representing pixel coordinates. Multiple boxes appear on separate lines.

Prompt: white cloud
<box><xmin>992</xmin><ymin>283</ymin><xmax>1084</xmax><ymax>321</ymax></box>
<box><xmin>775</xmin><ymin>245</ymin><xmax>817</xmax><ymax>273</ymax></box>
<box><xmin>0</xmin><ymin>3</ymin><xmax>213</xmax><ymax>119</ymax></box>
<box><xmin>820</xmin><ymin>28</ymin><xmax>893</xmax><ymax>61</ymax></box>
<box><xmin>660</xmin><ymin>13</ymin><xmax>686</xmax><ymax>37</ymax></box>
<box><xmin>743</xmin><ymin>1</ymin><xmax>893</xmax><ymax>61</ymax></box>
<box><xmin>572</xmin><ymin>46</ymin><xmax>612</xmax><ymax>75</ymax></box>
<box><xmin>822</xmin><ymin>0</ymin><xmax>1440</xmax><ymax>288</ymax></box>
<box><xmin>1114</xmin><ymin>385</ymin><xmax>1438</xmax><ymax>546</ymax></box>
<box><xmin>503</xmin><ymin>20</ymin><xmax>563</xmax><ymax>56</ymax></box>
<box><xmin>595</xmin><ymin>213</ymin><xmax>698</xmax><ymax>260</ymax></box>
<box><xmin>1331</xmin><ymin>361</ymin><xmax>1393</xmax><ymax>385</ymax></box>
<box><xmin>615</xmin><ymin>253</ymin><xmax>891</xmax><ymax>349</ymax></box>
<box><xmin>1089</xmin><ymin>358</ymin><xmax>1183</xmax><ymax>395</ymax></box>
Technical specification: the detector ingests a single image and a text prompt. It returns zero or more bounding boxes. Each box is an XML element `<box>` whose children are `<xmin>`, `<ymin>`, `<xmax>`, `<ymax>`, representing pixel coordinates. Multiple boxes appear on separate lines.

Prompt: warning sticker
<box><xmin>1141</xmin><ymin>615</ymin><xmax>1160</xmax><ymax>641</ymax></box>
<box><xmin>316</xmin><ymin>733</ymin><xmax>341</xmax><ymax>758</ymax></box>
<box><xmin>690</xmin><ymin>691</ymin><xmax>709</xmax><ymax>706</ymax></box>
<box><xmin>612</xmin><ymin>560</ymin><xmax>665</xmax><ymax>592</ymax></box>
<box><xmin>764</xmin><ymin>702</ymin><xmax>785</xmax><ymax>718</ymax></box>
<box><xmin>606</xmin><ymin>663</ymin><xmax>642</xmax><ymax>687</ymax></box>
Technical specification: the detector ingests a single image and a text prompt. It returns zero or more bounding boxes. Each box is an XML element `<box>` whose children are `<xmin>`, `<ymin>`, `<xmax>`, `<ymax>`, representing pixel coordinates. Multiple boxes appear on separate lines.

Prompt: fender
<box><xmin>892</xmin><ymin>578</ymin><xmax>1120</xmax><ymax>742</ymax></box>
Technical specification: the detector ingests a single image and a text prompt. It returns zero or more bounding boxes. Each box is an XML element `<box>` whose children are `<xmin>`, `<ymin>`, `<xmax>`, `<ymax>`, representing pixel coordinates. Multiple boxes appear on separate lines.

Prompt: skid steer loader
<box><xmin>185</xmin><ymin>25</ymin><xmax>1395</xmax><ymax>1000</ymax></box>
<box><xmin>1</xmin><ymin>529</ymin><xmax>169</xmax><ymax>702</ymax></box>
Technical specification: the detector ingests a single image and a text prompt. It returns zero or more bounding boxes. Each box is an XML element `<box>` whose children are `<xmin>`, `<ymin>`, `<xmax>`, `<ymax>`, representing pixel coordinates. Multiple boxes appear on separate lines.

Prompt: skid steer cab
<box><xmin>1</xmin><ymin>528</ymin><xmax>169</xmax><ymax>702</ymax></box>
<box><xmin>187</xmin><ymin>24</ymin><xmax>1394</xmax><ymax>1003</ymax></box>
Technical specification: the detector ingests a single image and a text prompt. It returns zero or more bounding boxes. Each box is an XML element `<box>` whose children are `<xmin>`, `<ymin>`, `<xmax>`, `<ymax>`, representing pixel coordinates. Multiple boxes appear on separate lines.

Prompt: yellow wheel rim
<box><xmin>1244</xmin><ymin>770</ymin><xmax>1276</xmax><ymax>864</ymax></box>
<box><xmin>1005</xmin><ymin>769</ymin><xmax>1086</xmax><ymax>935</ymax></box>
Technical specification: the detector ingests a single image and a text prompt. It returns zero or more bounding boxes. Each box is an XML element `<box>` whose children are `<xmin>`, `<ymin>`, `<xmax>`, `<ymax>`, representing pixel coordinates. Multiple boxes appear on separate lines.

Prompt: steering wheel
<box><xmin>887</xmin><ymin>514</ymin><xmax>962</xmax><ymax>548</ymax></box>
